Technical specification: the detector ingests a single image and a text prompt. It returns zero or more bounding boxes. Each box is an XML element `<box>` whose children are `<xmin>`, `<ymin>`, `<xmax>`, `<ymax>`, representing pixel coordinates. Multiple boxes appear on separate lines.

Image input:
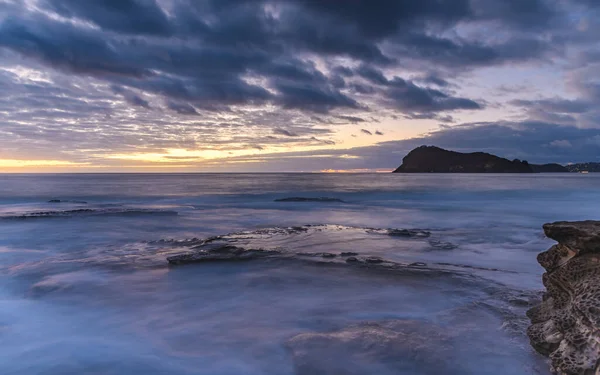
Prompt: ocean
<box><xmin>1</xmin><ymin>173</ymin><xmax>599</xmax><ymax>375</ymax></box>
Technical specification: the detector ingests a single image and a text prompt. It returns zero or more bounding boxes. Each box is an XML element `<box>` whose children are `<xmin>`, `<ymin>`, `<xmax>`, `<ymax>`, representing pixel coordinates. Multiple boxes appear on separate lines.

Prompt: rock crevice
<box><xmin>527</xmin><ymin>221</ymin><xmax>600</xmax><ymax>375</ymax></box>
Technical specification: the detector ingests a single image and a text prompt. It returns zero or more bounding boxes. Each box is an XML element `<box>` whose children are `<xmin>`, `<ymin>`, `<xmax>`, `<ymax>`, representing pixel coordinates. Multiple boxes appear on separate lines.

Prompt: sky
<box><xmin>0</xmin><ymin>0</ymin><xmax>599</xmax><ymax>172</ymax></box>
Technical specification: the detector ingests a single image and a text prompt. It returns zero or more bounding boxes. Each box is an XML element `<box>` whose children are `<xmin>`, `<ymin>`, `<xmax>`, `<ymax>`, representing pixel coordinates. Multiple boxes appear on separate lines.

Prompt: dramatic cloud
<box><xmin>217</xmin><ymin>121</ymin><xmax>600</xmax><ymax>172</ymax></box>
<box><xmin>336</xmin><ymin>115</ymin><xmax>367</xmax><ymax>124</ymax></box>
<box><xmin>273</xmin><ymin>128</ymin><xmax>298</xmax><ymax>137</ymax></box>
<box><xmin>167</xmin><ymin>101</ymin><xmax>199</xmax><ymax>116</ymax></box>
<box><xmin>0</xmin><ymin>0</ymin><xmax>598</xmax><ymax>170</ymax></box>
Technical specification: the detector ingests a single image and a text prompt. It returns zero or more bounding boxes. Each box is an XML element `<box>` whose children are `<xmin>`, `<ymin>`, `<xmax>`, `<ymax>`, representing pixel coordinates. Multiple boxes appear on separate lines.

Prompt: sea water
<box><xmin>1</xmin><ymin>173</ymin><xmax>599</xmax><ymax>374</ymax></box>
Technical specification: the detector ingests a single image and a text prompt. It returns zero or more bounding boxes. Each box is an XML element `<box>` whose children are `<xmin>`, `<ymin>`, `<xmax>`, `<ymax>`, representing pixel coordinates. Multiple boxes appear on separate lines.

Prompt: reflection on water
<box><xmin>2</xmin><ymin>173</ymin><xmax>599</xmax><ymax>374</ymax></box>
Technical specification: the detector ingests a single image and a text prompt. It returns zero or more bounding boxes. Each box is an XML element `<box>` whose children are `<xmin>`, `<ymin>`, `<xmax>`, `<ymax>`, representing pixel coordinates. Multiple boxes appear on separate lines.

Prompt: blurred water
<box><xmin>1</xmin><ymin>173</ymin><xmax>598</xmax><ymax>374</ymax></box>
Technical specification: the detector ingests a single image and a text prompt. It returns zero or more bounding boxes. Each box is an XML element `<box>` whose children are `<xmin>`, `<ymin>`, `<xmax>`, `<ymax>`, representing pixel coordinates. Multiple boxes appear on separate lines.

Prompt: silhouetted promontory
<box><xmin>530</xmin><ymin>163</ymin><xmax>569</xmax><ymax>173</ymax></box>
<box><xmin>393</xmin><ymin>146</ymin><xmax>570</xmax><ymax>173</ymax></box>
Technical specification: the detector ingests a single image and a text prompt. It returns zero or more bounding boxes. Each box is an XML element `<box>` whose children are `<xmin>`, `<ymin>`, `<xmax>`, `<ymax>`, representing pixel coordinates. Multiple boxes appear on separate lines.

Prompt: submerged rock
<box><xmin>386</xmin><ymin>228</ymin><xmax>431</xmax><ymax>238</ymax></box>
<box><xmin>296</xmin><ymin>252</ymin><xmax>337</xmax><ymax>258</ymax></box>
<box><xmin>275</xmin><ymin>197</ymin><xmax>345</xmax><ymax>203</ymax></box>
<box><xmin>165</xmin><ymin>225</ymin><xmax>430</xmax><ymax>263</ymax></box>
<box><xmin>428</xmin><ymin>240</ymin><xmax>458</xmax><ymax>250</ymax></box>
<box><xmin>527</xmin><ymin>221</ymin><xmax>600</xmax><ymax>375</ymax></box>
<box><xmin>167</xmin><ymin>244</ymin><xmax>280</xmax><ymax>265</ymax></box>
<box><xmin>48</xmin><ymin>199</ymin><xmax>88</xmax><ymax>204</ymax></box>
<box><xmin>287</xmin><ymin>320</ymin><xmax>454</xmax><ymax>375</ymax></box>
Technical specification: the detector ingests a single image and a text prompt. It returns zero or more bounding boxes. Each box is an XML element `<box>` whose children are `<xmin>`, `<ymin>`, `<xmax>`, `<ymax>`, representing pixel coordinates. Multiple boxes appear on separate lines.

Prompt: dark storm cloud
<box><xmin>389</xmin><ymin>33</ymin><xmax>556</xmax><ymax>71</ymax></box>
<box><xmin>41</xmin><ymin>0</ymin><xmax>172</xmax><ymax>36</ymax></box>
<box><xmin>470</xmin><ymin>0</ymin><xmax>561</xmax><ymax>30</ymax></box>
<box><xmin>332</xmin><ymin>66</ymin><xmax>354</xmax><ymax>78</ymax></box>
<box><xmin>278</xmin><ymin>11</ymin><xmax>393</xmax><ymax>64</ymax></box>
<box><xmin>111</xmin><ymin>85</ymin><xmax>150</xmax><ymax>109</ymax></box>
<box><xmin>273</xmin><ymin>128</ymin><xmax>298</xmax><ymax>137</ymax></box>
<box><xmin>310</xmin><ymin>136</ymin><xmax>336</xmax><ymax>146</ymax></box>
<box><xmin>356</xmin><ymin>65</ymin><xmax>390</xmax><ymax>86</ymax></box>
<box><xmin>0</xmin><ymin>16</ymin><xmax>150</xmax><ymax>78</ymax></box>
<box><xmin>274</xmin><ymin>81</ymin><xmax>359</xmax><ymax>113</ymax></box>
<box><xmin>0</xmin><ymin>0</ymin><xmax>573</xmax><ymax>117</ymax></box>
<box><xmin>511</xmin><ymin>96</ymin><xmax>598</xmax><ymax>126</ymax></box>
<box><xmin>420</xmin><ymin>74</ymin><xmax>450</xmax><ymax>87</ymax></box>
<box><xmin>336</xmin><ymin>116</ymin><xmax>367</xmax><ymax>124</ymax></box>
<box><xmin>512</xmin><ymin>98</ymin><xmax>593</xmax><ymax>114</ymax></box>
<box><xmin>349</xmin><ymin>83</ymin><xmax>376</xmax><ymax>95</ymax></box>
<box><xmin>293</xmin><ymin>0</ymin><xmax>472</xmax><ymax>38</ymax></box>
<box><xmin>167</xmin><ymin>101</ymin><xmax>199</xmax><ymax>115</ymax></box>
<box><xmin>354</xmin><ymin>65</ymin><xmax>483</xmax><ymax>113</ymax></box>
<box><xmin>383</xmin><ymin>78</ymin><xmax>482</xmax><ymax>113</ymax></box>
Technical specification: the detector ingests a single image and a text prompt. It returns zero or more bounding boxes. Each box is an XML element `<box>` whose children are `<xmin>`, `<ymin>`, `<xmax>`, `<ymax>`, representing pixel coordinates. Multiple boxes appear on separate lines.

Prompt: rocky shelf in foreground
<box><xmin>166</xmin><ymin>225</ymin><xmax>433</xmax><ymax>265</ymax></box>
<box><xmin>527</xmin><ymin>221</ymin><xmax>600</xmax><ymax>375</ymax></box>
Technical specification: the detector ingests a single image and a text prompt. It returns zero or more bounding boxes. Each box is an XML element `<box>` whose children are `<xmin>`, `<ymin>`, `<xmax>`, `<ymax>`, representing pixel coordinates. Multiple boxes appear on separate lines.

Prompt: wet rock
<box><xmin>167</xmin><ymin>245</ymin><xmax>280</xmax><ymax>265</ymax></box>
<box><xmin>274</xmin><ymin>197</ymin><xmax>345</xmax><ymax>203</ymax></box>
<box><xmin>409</xmin><ymin>262</ymin><xmax>427</xmax><ymax>267</ymax></box>
<box><xmin>428</xmin><ymin>240</ymin><xmax>458</xmax><ymax>250</ymax></box>
<box><xmin>345</xmin><ymin>257</ymin><xmax>360</xmax><ymax>263</ymax></box>
<box><xmin>164</xmin><ymin>225</ymin><xmax>436</xmax><ymax>266</ymax></box>
<box><xmin>365</xmin><ymin>257</ymin><xmax>383</xmax><ymax>264</ymax></box>
<box><xmin>527</xmin><ymin>221</ymin><xmax>600</xmax><ymax>375</ymax></box>
<box><xmin>387</xmin><ymin>229</ymin><xmax>430</xmax><ymax>238</ymax></box>
<box><xmin>48</xmin><ymin>199</ymin><xmax>88</xmax><ymax>204</ymax></box>
<box><xmin>297</xmin><ymin>252</ymin><xmax>337</xmax><ymax>258</ymax></box>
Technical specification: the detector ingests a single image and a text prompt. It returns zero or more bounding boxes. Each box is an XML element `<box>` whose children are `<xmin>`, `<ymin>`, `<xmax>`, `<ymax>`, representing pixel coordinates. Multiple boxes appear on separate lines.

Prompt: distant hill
<box><xmin>566</xmin><ymin>163</ymin><xmax>600</xmax><ymax>173</ymax></box>
<box><xmin>392</xmin><ymin>146</ymin><xmax>571</xmax><ymax>173</ymax></box>
<box><xmin>530</xmin><ymin>163</ymin><xmax>569</xmax><ymax>173</ymax></box>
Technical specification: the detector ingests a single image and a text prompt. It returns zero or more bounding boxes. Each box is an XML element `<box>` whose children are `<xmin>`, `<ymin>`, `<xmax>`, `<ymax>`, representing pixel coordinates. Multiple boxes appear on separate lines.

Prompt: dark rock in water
<box><xmin>48</xmin><ymin>199</ymin><xmax>88</xmax><ymax>204</ymax></box>
<box><xmin>387</xmin><ymin>228</ymin><xmax>431</xmax><ymax>238</ymax></box>
<box><xmin>22</xmin><ymin>209</ymin><xmax>95</xmax><ymax>217</ymax></box>
<box><xmin>365</xmin><ymin>257</ymin><xmax>383</xmax><ymax>264</ymax></box>
<box><xmin>297</xmin><ymin>252</ymin><xmax>337</xmax><ymax>258</ymax></box>
<box><xmin>428</xmin><ymin>240</ymin><xmax>458</xmax><ymax>250</ymax></box>
<box><xmin>164</xmin><ymin>225</ymin><xmax>444</xmax><ymax>272</ymax></box>
<box><xmin>393</xmin><ymin>145</ymin><xmax>534</xmax><ymax>173</ymax></box>
<box><xmin>167</xmin><ymin>244</ymin><xmax>280</xmax><ymax>265</ymax></box>
<box><xmin>275</xmin><ymin>197</ymin><xmax>345</xmax><ymax>203</ymax></box>
<box><xmin>409</xmin><ymin>262</ymin><xmax>427</xmax><ymax>267</ymax></box>
<box><xmin>527</xmin><ymin>221</ymin><xmax>600</xmax><ymax>375</ymax></box>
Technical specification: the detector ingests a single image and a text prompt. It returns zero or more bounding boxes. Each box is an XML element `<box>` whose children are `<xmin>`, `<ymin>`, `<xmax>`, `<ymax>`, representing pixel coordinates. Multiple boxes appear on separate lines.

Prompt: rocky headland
<box><xmin>393</xmin><ymin>146</ymin><xmax>572</xmax><ymax>173</ymax></box>
<box><xmin>527</xmin><ymin>221</ymin><xmax>600</xmax><ymax>375</ymax></box>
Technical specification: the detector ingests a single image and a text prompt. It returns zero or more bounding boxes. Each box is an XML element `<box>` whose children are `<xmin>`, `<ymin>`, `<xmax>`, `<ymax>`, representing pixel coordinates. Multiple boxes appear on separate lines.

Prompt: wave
<box><xmin>1</xmin><ymin>207</ymin><xmax>178</xmax><ymax>220</ymax></box>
